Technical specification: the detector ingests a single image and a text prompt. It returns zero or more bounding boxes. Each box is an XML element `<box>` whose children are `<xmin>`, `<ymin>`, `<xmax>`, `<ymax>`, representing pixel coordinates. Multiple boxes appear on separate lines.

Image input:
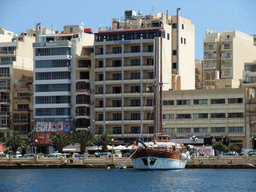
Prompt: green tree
<box><xmin>48</xmin><ymin>131</ymin><xmax>70</xmax><ymax>153</ymax></box>
<box><xmin>93</xmin><ymin>132</ymin><xmax>113</xmax><ymax>152</ymax></box>
<box><xmin>212</xmin><ymin>141</ymin><xmax>228</xmax><ymax>154</ymax></box>
<box><xmin>2</xmin><ymin>131</ymin><xmax>29</xmax><ymax>155</ymax></box>
<box><xmin>70</xmin><ymin>131</ymin><xmax>93</xmax><ymax>154</ymax></box>
<box><xmin>228</xmin><ymin>143</ymin><xmax>239</xmax><ymax>152</ymax></box>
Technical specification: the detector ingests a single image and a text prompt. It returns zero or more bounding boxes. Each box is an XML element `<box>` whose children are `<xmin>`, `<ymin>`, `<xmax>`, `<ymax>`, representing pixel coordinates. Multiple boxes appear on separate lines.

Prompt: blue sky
<box><xmin>0</xmin><ymin>0</ymin><xmax>255</xmax><ymax>60</ymax></box>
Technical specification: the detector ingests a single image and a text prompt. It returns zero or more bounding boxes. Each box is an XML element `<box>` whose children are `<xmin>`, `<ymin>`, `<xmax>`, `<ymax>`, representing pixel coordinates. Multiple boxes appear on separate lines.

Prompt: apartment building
<box><xmin>203</xmin><ymin>30</ymin><xmax>256</xmax><ymax>89</ymax></box>
<box><xmin>195</xmin><ymin>59</ymin><xmax>203</xmax><ymax>89</ymax></box>
<box><xmin>93</xmin><ymin>10</ymin><xmax>195</xmax><ymax>142</ymax></box>
<box><xmin>33</xmin><ymin>25</ymin><xmax>94</xmax><ymax>153</ymax></box>
<box><xmin>0</xmin><ymin>31</ymin><xmax>34</xmax><ymax>139</ymax></box>
<box><xmin>162</xmin><ymin>88</ymin><xmax>253</xmax><ymax>149</ymax></box>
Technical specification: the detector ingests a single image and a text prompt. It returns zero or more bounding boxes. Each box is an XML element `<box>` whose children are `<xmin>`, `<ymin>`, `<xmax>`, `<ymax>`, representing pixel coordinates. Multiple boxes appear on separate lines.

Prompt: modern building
<box><xmin>203</xmin><ymin>30</ymin><xmax>256</xmax><ymax>89</ymax></box>
<box><xmin>0</xmin><ymin>32</ymin><xmax>34</xmax><ymax>139</ymax></box>
<box><xmin>195</xmin><ymin>59</ymin><xmax>203</xmax><ymax>89</ymax></box>
<box><xmin>162</xmin><ymin>88</ymin><xmax>251</xmax><ymax>150</ymax></box>
<box><xmin>93</xmin><ymin>10</ymin><xmax>195</xmax><ymax>142</ymax></box>
<box><xmin>33</xmin><ymin>25</ymin><xmax>94</xmax><ymax>153</ymax></box>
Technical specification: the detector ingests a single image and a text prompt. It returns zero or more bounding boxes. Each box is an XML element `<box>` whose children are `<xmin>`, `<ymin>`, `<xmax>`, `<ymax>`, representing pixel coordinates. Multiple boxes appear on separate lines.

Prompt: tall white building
<box><xmin>33</xmin><ymin>25</ymin><xmax>94</xmax><ymax>153</ymax></box>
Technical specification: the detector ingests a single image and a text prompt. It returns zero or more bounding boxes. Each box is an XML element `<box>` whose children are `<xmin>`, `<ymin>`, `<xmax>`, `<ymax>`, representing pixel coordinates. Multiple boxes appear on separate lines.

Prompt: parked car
<box><xmin>247</xmin><ymin>151</ymin><xmax>256</xmax><ymax>156</ymax></box>
<box><xmin>223</xmin><ymin>152</ymin><xmax>239</xmax><ymax>156</ymax></box>
<box><xmin>94</xmin><ymin>152</ymin><xmax>101</xmax><ymax>157</ymax></box>
<box><xmin>19</xmin><ymin>154</ymin><xmax>35</xmax><ymax>159</ymax></box>
<box><xmin>88</xmin><ymin>154</ymin><xmax>96</xmax><ymax>158</ymax></box>
<box><xmin>99</xmin><ymin>152</ymin><xmax>111</xmax><ymax>158</ymax></box>
<box><xmin>122</xmin><ymin>153</ymin><xmax>130</xmax><ymax>157</ymax></box>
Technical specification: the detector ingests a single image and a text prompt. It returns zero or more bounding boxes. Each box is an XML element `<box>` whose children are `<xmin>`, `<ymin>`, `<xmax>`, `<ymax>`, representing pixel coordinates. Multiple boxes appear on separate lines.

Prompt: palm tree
<box><xmin>48</xmin><ymin>131</ymin><xmax>70</xmax><ymax>153</ymax></box>
<box><xmin>94</xmin><ymin>132</ymin><xmax>113</xmax><ymax>152</ymax></box>
<box><xmin>70</xmin><ymin>131</ymin><xmax>93</xmax><ymax>154</ymax></box>
<box><xmin>228</xmin><ymin>143</ymin><xmax>239</xmax><ymax>152</ymax></box>
<box><xmin>2</xmin><ymin>131</ymin><xmax>29</xmax><ymax>155</ymax></box>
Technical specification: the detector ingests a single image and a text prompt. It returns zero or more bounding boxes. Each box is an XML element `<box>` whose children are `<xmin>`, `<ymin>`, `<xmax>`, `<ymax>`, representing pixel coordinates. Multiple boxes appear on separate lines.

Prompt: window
<box><xmin>113</xmin><ymin>114</ymin><xmax>122</xmax><ymax>120</ymax></box>
<box><xmin>112</xmin><ymin>47</ymin><xmax>122</xmax><ymax>54</ymax></box>
<box><xmin>210</xmin><ymin>113</ymin><xmax>226</xmax><ymax>118</ymax></box>
<box><xmin>193</xmin><ymin>113</ymin><xmax>208</xmax><ymax>119</ymax></box>
<box><xmin>35</xmin><ymin>72</ymin><xmax>70</xmax><ymax>80</ymax></box>
<box><xmin>112</xmin><ymin>60</ymin><xmax>122</xmax><ymax>67</ymax></box>
<box><xmin>98</xmin><ymin>48</ymin><xmax>103</xmax><ymax>55</ymax></box>
<box><xmin>131</xmin><ymin>59</ymin><xmax>140</xmax><ymax>66</ymax></box>
<box><xmin>70</xmin><ymin>28</ymin><xmax>73</xmax><ymax>33</ymax></box>
<box><xmin>193</xmin><ymin>99</ymin><xmax>208</xmax><ymax>105</ymax></box>
<box><xmin>211</xmin><ymin>99</ymin><xmax>225</xmax><ymax>104</ymax></box>
<box><xmin>181</xmin><ymin>37</ymin><xmax>183</xmax><ymax>44</ymax></box>
<box><xmin>112</xmin><ymin>100</ymin><xmax>122</xmax><ymax>107</ymax></box>
<box><xmin>36</xmin><ymin>60</ymin><xmax>70</xmax><ymax>68</ymax></box>
<box><xmin>163</xmin><ymin>128</ymin><xmax>175</xmax><ymax>134</ymax></box>
<box><xmin>182</xmin><ymin>24</ymin><xmax>184</xmax><ymax>29</ymax></box>
<box><xmin>194</xmin><ymin>128</ymin><xmax>208</xmax><ymax>133</ymax></box>
<box><xmin>131</xmin><ymin>113</ymin><xmax>140</xmax><ymax>120</ymax></box>
<box><xmin>211</xmin><ymin>127</ymin><xmax>226</xmax><ymax>133</ymax></box>
<box><xmin>131</xmin><ymin>127</ymin><xmax>140</xmax><ymax>134</ymax></box>
<box><xmin>172</xmin><ymin>50</ymin><xmax>177</xmax><ymax>55</ymax></box>
<box><xmin>36</xmin><ymin>84</ymin><xmax>70</xmax><ymax>92</ymax></box>
<box><xmin>147</xmin><ymin>72</ymin><xmax>154</xmax><ymax>79</ymax></box>
<box><xmin>148</xmin><ymin>126</ymin><xmax>154</xmax><ymax>133</ymax></box>
<box><xmin>113</xmin><ymin>87</ymin><xmax>121</xmax><ymax>94</ymax></box>
<box><xmin>98</xmin><ymin>61</ymin><xmax>103</xmax><ymax>68</ymax></box>
<box><xmin>172</xmin><ymin>63</ymin><xmax>177</xmax><ymax>69</ymax></box>
<box><xmin>163</xmin><ymin>114</ymin><xmax>174</xmax><ymax>119</ymax></box>
<box><xmin>147</xmin><ymin>45</ymin><xmax>154</xmax><ymax>52</ymax></box>
<box><xmin>35</xmin><ymin>96</ymin><xmax>70</xmax><ymax>104</ymax></box>
<box><xmin>228</xmin><ymin>98</ymin><xmax>243</xmax><ymax>104</ymax></box>
<box><xmin>176</xmin><ymin>114</ymin><xmax>191</xmax><ymax>119</ymax></box>
<box><xmin>36</xmin><ymin>48</ymin><xmax>71</xmax><ymax>56</ymax></box>
<box><xmin>147</xmin><ymin>113</ymin><xmax>154</xmax><ymax>120</ymax></box>
<box><xmin>228</xmin><ymin>113</ymin><xmax>243</xmax><ymax>118</ymax></box>
<box><xmin>172</xmin><ymin>24</ymin><xmax>177</xmax><ymax>28</ymax></box>
<box><xmin>98</xmin><ymin>87</ymin><xmax>103</xmax><ymax>94</ymax></box>
<box><xmin>131</xmin><ymin>86</ymin><xmax>140</xmax><ymax>93</ymax></box>
<box><xmin>131</xmin><ymin>100</ymin><xmax>140</xmax><ymax>106</ymax></box>
<box><xmin>167</xmin><ymin>33</ymin><xmax>170</xmax><ymax>40</ymax></box>
<box><xmin>147</xmin><ymin>99</ymin><xmax>153</xmax><ymax>106</ymax></box>
<box><xmin>98</xmin><ymin>127</ymin><xmax>103</xmax><ymax>134</ymax></box>
<box><xmin>147</xmin><ymin>59</ymin><xmax>154</xmax><ymax>65</ymax></box>
<box><xmin>131</xmin><ymin>46</ymin><xmax>140</xmax><ymax>53</ymax></box>
<box><xmin>163</xmin><ymin>100</ymin><xmax>174</xmax><ymax>105</ymax></box>
<box><xmin>131</xmin><ymin>73</ymin><xmax>140</xmax><ymax>79</ymax></box>
<box><xmin>35</xmin><ymin>108</ymin><xmax>70</xmax><ymax>116</ymax></box>
<box><xmin>113</xmin><ymin>127</ymin><xmax>122</xmax><ymax>134</ymax></box>
<box><xmin>177</xmin><ymin>100</ymin><xmax>191</xmax><ymax>105</ymax></box>
<box><xmin>17</xmin><ymin>104</ymin><xmax>29</xmax><ymax>111</ymax></box>
<box><xmin>177</xmin><ymin>128</ymin><xmax>191</xmax><ymax>133</ymax></box>
<box><xmin>98</xmin><ymin>114</ymin><xmax>103</xmax><ymax>121</ymax></box>
<box><xmin>184</xmin><ymin>38</ymin><xmax>186</xmax><ymax>44</ymax></box>
<box><xmin>113</xmin><ymin>73</ymin><xmax>122</xmax><ymax>80</ymax></box>
<box><xmin>228</xmin><ymin>127</ymin><xmax>243</xmax><ymax>133</ymax></box>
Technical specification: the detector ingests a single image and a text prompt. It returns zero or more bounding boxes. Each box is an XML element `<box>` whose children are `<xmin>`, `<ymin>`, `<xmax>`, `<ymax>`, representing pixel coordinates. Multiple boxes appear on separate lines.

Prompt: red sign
<box><xmin>33</xmin><ymin>132</ymin><xmax>54</xmax><ymax>145</ymax></box>
<box><xmin>0</xmin><ymin>145</ymin><xmax>3</xmax><ymax>152</ymax></box>
<box><xmin>212</xmin><ymin>139</ymin><xmax>216</xmax><ymax>143</ymax></box>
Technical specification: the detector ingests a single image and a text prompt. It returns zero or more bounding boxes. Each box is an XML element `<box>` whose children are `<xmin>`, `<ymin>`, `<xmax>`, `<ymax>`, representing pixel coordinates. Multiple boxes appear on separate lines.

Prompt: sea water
<box><xmin>0</xmin><ymin>168</ymin><xmax>255</xmax><ymax>192</ymax></box>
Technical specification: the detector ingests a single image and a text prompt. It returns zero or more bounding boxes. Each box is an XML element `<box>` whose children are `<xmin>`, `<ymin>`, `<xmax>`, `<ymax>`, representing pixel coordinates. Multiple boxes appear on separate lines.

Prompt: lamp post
<box><xmin>111</xmin><ymin>138</ymin><xmax>114</xmax><ymax>163</ymax></box>
<box><xmin>190</xmin><ymin>135</ymin><xmax>198</xmax><ymax>155</ymax></box>
<box><xmin>34</xmin><ymin>139</ymin><xmax>38</xmax><ymax>155</ymax></box>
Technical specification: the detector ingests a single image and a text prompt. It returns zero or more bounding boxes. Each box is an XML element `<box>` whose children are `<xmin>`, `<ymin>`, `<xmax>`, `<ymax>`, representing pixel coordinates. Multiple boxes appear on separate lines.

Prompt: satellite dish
<box><xmin>81</xmin><ymin>22</ymin><xmax>85</xmax><ymax>26</ymax></box>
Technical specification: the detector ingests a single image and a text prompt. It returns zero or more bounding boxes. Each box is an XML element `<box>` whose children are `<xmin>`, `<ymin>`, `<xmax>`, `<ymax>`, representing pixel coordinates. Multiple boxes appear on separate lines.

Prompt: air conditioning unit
<box><xmin>68</xmin><ymin>66</ymin><xmax>72</xmax><ymax>70</ymax></box>
<box><xmin>89</xmin><ymin>89</ymin><xmax>94</xmax><ymax>93</ymax></box>
<box><xmin>68</xmin><ymin>55</ymin><xmax>72</xmax><ymax>59</ymax></box>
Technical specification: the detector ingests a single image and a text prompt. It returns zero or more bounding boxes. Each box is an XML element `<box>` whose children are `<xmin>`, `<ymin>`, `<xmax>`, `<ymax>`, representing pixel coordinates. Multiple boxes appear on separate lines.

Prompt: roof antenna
<box><xmin>152</xmin><ymin>6</ymin><xmax>154</xmax><ymax>14</ymax></box>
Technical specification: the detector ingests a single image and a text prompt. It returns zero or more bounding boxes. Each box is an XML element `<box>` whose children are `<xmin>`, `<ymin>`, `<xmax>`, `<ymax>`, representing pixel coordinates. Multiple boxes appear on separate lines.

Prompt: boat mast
<box><xmin>153</xmin><ymin>38</ymin><xmax>158</xmax><ymax>135</ymax></box>
<box><xmin>159</xmin><ymin>37</ymin><xmax>163</xmax><ymax>135</ymax></box>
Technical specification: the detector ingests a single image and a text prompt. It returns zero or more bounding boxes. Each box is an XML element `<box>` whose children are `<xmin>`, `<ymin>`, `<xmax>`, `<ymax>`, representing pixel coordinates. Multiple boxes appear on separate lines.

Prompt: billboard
<box><xmin>35</xmin><ymin>121</ymin><xmax>70</xmax><ymax>132</ymax></box>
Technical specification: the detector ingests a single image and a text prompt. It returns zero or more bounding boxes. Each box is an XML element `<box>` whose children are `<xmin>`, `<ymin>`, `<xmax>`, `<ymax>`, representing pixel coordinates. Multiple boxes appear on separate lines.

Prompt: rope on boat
<box><xmin>115</xmin><ymin>148</ymin><xmax>138</xmax><ymax>172</ymax></box>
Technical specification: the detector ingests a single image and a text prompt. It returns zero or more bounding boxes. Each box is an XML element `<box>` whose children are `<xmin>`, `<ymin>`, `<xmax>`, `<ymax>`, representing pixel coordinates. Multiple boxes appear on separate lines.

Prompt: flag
<box><xmin>0</xmin><ymin>145</ymin><xmax>3</xmax><ymax>153</ymax></box>
<box><xmin>132</xmin><ymin>141</ymin><xmax>136</xmax><ymax>148</ymax></box>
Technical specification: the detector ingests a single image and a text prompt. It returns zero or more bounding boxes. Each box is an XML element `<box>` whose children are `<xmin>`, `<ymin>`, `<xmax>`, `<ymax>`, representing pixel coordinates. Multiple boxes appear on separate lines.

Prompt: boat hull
<box><xmin>132</xmin><ymin>157</ymin><xmax>186</xmax><ymax>170</ymax></box>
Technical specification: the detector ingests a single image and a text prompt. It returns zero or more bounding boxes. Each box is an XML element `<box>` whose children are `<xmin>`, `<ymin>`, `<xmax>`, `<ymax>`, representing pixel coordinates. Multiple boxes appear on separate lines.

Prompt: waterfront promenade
<box><xmin>0</xmin><ymin>155</ymin><xmax>255</xmax><ymax>169</ymax></box>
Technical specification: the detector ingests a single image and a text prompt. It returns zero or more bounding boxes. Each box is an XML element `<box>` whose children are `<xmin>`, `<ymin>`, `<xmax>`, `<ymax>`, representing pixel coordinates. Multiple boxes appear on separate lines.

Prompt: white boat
<box><xmin>114</xmin><ymin>164</ymin><xmax>126</xmax><ymax>169</ymax></box>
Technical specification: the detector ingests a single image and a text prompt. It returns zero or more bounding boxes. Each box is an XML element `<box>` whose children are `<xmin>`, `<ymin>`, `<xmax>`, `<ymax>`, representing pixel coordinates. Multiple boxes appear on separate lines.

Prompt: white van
<box><xmin>100</xmin><ymin>152</ymin><xmax>111</xmax><ymax>158</ymax></box>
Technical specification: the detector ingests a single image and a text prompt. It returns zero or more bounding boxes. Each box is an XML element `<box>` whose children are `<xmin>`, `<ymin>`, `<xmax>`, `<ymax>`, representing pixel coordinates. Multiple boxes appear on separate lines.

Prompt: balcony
<box><xmin>0</xmin><ymin>50</ymin><xmax>16</xmax><ymax>56</ymax></box>
<box><xmin>33</xmin><ymin>41</ymin><xmax>72</xmax><ymax>48</ymax></box>
<box><xmin>0</xmin><ymin>99</ymin><xmax>10</xmax><ymax>104</ymax></box>
<box><xmin>204</xmin><ymin>56</ymin><xmax>216</xmax><ymax>60</ymax></box>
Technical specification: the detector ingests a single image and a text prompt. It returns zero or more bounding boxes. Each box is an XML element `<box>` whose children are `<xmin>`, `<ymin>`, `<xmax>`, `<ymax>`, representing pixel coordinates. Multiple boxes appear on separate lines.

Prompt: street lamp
<box><xmin>190</xmin><ymin>135</ymin><xmax>198</xmax><ymax>155</ymax></box>
<box><xmin>34</xmin><ymin>139</ymin><xmax>38</xmax><ymax>155</ymax></box>
<box><xmin>111</xmin><ymin>138</ymin><xmax>114</xmax><ymax>163</ymax></box>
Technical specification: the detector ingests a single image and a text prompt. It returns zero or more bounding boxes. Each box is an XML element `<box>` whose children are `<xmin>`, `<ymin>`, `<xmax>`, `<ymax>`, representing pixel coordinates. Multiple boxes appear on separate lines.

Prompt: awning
<box><xmin>63</xmin><ymin>148</ymin><xmax>77</xmax><ymax>152</ymax></box>
<box><xmin>55</xmin><ymin>33</ymin><xmax>74</xmax><ymax>37</ymax></box>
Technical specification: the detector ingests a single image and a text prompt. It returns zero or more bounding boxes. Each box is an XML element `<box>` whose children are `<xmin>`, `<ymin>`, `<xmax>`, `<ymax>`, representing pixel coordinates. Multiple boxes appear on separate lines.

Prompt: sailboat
<box><xmin>131</xmin><ymin>38</ymin><xmax>190</xmax><ymax>170</ymax></box>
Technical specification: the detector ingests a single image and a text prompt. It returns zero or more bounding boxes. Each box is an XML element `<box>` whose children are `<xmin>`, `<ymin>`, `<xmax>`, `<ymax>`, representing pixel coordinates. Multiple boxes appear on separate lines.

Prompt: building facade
<box><xmin>0</xmin><ymin>32</ymin><xmax>34</xmax><ymax>139</ymax></box>
<box><xmin>195</xmin><ymin>59</ymin><xmax>203</xmax><ymax>89</ymax></box>
<box><xmin>93</xmin><ymin>10</ymin><xmax>195</xmax><ymax>142</ymax></box>
<box><xmin>203</xmin><ymin>30</ymin><xmax>256</xmax><ymax>89</ymax></box>
<box><xmin>162</xmin><ymin>88</ymin><xmax>254</xmax><ymax>149</ymax></box>
<box><xmin>33</xmin><ymin>25</ymin><xmax>94</xmax><ymax>153</ymax></box>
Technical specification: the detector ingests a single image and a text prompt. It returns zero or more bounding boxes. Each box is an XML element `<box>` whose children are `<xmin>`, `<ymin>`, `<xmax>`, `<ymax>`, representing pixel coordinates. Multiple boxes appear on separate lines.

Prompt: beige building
<box><xmin>162</xmin><ymin>88</ymin><xmax>252</xmax><ymax>149</ymax></box>
<box><xmin>93</xmin><ymin>10</ymin><xmax>195</xmax><ymax>142</ymax></box>
<box><xmin>195</xmin><ymin>59</ymin><xmax>203</xmax><ymax>89</ymax></box>
<box><xmin>203</xmin><ymin>30</ymin><xmax>256</xmax><ymax>89</ymax></box>
<box><xmin>0</xmin><ymin>32</ymin><xmax>34</xmax><ymax>138</ymax></box>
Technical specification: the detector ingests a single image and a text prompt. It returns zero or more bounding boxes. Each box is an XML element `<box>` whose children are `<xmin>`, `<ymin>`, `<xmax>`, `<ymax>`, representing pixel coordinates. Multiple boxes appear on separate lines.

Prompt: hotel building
<box><xmin>93</xmin><ymin>10</ymin><xmax>195</xmax><ymax>142</ymax></box>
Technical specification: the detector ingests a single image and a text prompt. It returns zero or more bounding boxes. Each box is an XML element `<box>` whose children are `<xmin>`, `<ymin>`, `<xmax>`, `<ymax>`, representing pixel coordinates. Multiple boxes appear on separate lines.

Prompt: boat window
<box><xmin>142</xmin><ymin>158</ymin><xmax>148</xmax><ymax>165</ymax></box>
<box><xmin>149</xmin><ymin>158</ymin><xmax>156</xmax><ymax>165</ymax></box>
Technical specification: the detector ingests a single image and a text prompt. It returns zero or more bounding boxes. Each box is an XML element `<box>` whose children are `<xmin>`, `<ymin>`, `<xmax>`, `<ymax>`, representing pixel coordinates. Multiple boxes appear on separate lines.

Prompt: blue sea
<box><xmin>0</xmin><ymin>168</ymin><xmax>255</xmax><ymax>192</ymax></box>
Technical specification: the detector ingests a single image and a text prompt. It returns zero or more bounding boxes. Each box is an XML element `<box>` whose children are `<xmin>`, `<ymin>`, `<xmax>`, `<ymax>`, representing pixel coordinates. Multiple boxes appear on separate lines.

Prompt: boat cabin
<box><xmin>151</xmin><ymin>135</ymin><xmax>170</xmax><ymax>142</ymax></box>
